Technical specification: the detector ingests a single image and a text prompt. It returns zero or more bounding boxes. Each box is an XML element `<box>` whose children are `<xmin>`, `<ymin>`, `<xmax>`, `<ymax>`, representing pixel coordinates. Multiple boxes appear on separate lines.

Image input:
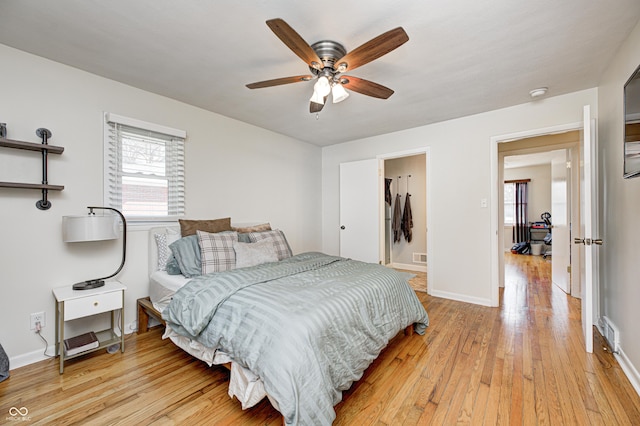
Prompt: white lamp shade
<box><xmin>62</xmin><ymin>215</ymin><xmax>119</xmax><ymax>242</ymax></box>
<box><xmin>314</xmin><ymin>76</ymin><xmax>331</xmax><ymax>97</ymax></box>
<box><xmin>310</xmin><ymin>89</ymin><xmax>325</xmax><ymax>105</ymax></box>
<box><xmin>332</xmin><ymin>84</ymin><xmax>349</xmax><ymax>103</ymax></box>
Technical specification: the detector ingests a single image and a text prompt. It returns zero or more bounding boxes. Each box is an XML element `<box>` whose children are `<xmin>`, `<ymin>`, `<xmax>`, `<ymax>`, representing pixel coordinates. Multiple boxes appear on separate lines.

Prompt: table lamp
<box><xmin>62</xmin><ymin>206</ymin><xmax>127</xmax><ymax>290</ymax></box>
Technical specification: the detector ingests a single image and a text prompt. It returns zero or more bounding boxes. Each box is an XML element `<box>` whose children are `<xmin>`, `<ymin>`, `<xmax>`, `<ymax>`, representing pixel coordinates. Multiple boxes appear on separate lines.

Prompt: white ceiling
<box><xmin>504</xmin><ymin>151</ymin><xmax>559</xmax><ymax>169</ymax></box>
<box><xmin>1</xmin><ymin>1</ymin><xmax>639</xmax><ymax>147</ymax></box>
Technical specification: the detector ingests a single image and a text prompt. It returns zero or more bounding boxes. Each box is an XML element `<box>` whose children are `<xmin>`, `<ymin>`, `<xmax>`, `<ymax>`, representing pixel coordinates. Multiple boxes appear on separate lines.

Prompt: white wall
<box><xmin>0</xmin><ymin>44</ymin><xmax>322</xmax><ymax>366</ymax></box>
<box><xmin>597</xmin><ymin>18</ymin><xmax>640</xmax><ymax>392</ymax></box>
<box><xmin>322</xmin><ymin>89</ymin><xmax>597</xmax><ymax>306</ymax></box>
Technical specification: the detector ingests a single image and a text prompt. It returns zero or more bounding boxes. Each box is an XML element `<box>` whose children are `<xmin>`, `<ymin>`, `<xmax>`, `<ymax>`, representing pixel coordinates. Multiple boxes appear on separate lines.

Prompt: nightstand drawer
<box><xmin>64</xmin><ymin>291</ymin><xmax>122</xmax><ymax>321</ymax></box>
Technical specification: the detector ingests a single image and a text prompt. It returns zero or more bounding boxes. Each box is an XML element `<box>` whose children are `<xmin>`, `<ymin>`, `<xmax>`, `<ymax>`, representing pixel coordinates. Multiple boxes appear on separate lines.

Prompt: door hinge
<box><xmin>567</xmin><ymin>265</ymin><xmax>571</xmax><ymax>274</ymax></box>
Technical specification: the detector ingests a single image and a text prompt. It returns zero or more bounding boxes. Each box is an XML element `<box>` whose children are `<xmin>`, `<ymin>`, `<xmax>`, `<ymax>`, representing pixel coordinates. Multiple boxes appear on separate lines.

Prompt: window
<box><xmin>104</xmin><ymin>113</ymin><xmax>185</xmax><ymax>221</ymax></box>
<box><xmin>504</xmin><ymin>182</ymin><xmax>515</xmax><ymax>225</ymax></box>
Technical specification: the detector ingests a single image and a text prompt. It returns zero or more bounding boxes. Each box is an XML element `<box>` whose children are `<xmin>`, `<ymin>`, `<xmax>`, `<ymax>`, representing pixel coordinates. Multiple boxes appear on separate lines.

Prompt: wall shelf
<box><xmin>0</xmin><ymin>128</ymin><xmax>64</xmax><ymax>210</ymax></box>
<box><xmin>0</xmin><ymin>182</ymin><xmax>65</xmax><ymax>190</ymax></box>
<box><xmin>0</xmin><ymin>138</ymin><xmax>64</xmax><ymax>154</ymax></box>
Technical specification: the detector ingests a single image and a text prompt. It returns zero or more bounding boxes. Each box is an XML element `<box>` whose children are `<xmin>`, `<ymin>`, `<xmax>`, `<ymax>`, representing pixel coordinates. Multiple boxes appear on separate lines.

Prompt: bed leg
<box><xmin>137</xmin><ymin>297</ymin><xmax>151</xmax><ymax>334</ymax></box>
<box><xmin>404</xmin><ymin>324</ymin><xmax>414</xmax><ymax>336</ymax></box>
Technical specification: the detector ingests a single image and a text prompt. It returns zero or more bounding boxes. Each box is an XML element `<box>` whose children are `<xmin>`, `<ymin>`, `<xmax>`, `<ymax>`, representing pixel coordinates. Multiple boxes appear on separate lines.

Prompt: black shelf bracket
<box><xmin>36</xmin><ymin>128</ymin><xmax>53</xmax><ymax>210</ymax></box>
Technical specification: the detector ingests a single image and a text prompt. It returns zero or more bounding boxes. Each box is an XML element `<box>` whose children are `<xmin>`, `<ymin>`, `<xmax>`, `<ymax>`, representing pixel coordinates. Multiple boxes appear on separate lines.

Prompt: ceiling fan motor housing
<box><xmin>309</xmin><ymin>40</ymin><xmax>347</xmax><ymax>76</ymax></box>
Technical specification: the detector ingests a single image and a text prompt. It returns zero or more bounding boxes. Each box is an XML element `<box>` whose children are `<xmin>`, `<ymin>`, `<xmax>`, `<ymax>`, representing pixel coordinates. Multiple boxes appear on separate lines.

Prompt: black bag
<box><xmin>0</xmin><ymin>343</ymin><xmax>9</xmax><ymax>382</ymax></box>
<box><xmin>511</xmin><ymin>241</ymin><xmax>530</xmax><ymax>254</ymax></box>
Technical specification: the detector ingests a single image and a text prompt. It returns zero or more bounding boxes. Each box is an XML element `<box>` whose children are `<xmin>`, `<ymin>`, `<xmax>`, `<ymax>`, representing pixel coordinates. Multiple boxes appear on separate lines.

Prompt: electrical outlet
<box><xmin>30</xmin><ymin>312</ymin><xmax>45</xmax><ymax>330</ymax></box>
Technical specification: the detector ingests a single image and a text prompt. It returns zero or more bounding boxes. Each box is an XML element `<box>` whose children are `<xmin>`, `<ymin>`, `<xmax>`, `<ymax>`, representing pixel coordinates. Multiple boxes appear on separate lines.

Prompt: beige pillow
<box><xmin>234</xmin><ymin>239</ymin><xmax>278</xmax><ymax>268</ymax></box>
<box><xmin>179</xmin><ymin>217</ymin><xmax>232</xmax><ymax>237</ymax></box>
<box><xmin>232</xmin><ymin>223</ymin><xmax>272</xmax><ymax>233</ymax></box>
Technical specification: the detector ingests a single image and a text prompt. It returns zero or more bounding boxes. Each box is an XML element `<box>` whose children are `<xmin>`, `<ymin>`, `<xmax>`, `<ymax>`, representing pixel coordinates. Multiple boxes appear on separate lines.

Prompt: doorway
<box><xmin>498</xmin><ymin>131</ymin><xmax>580</xmax><ymax>298</ymax></box>
<box><xmin>378</xmin><ymin>148</ymin><xmax>430</xmax><ymax>293</ymax></box>
<box><xmin>384</xmin><ymin>154</ymin><xmax>427</xmax><ymax>269</ymax></box>
<box><xmin>339</xmin><ymin>148</ymin><xmax>431</xmax><ymax>292</ymax></box>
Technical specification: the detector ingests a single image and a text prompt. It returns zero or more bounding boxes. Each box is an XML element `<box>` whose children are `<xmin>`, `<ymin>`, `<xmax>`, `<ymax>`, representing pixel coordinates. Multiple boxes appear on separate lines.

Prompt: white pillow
<box><xmin>234</xmin><ymin>239</ymin><xmax>279</xmax><ymax>269</ymax></box>
<box><xmin>154</xmin><ymin>231</ymin><xmax>180</xmax><ymax>271</ymax></box>
<box><xmin>197</xmin><ymin>230</ymin><xmax>238</xmax><ymax>274</ymax></box>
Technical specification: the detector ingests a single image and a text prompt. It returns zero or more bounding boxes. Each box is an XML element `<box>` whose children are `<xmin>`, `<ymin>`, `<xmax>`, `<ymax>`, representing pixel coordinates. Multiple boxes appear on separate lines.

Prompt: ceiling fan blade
<box><xmin>333</xmin><ymin>27</ymin><xmax>409</xmax><ymax>72</ymax></box>
<box><xmin>266</xmin><ymin>18</ymin><xmax>323</xmax><ymax>69</ymax></box>
<box><xmin>246</xmin><ymin>75</ymin><xmax>313</xmax><ymax>89</ymax></box>
<box><xmin>341</xmin><ymin>76</ymin><xmax>394</xmax><ymax>99</ymax></box>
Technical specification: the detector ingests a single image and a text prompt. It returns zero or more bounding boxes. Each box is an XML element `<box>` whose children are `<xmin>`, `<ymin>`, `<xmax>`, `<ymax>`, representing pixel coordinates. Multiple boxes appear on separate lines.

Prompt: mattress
<box><xmin>149</xmin><ymin>269</ymin><xmax>269</xmax><ymax>409</ymax></box>
<box><xmin>149</xmin><ymin>270</ymin><xmax>189</xmax><ymax>312</ymax></box>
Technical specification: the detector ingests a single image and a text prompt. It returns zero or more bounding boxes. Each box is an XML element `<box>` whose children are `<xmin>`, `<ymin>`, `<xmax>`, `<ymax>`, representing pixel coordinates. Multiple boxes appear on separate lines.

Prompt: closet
<box><xmin>384</xmin><ymin>154</ymin><xmax>426</xmax><ymax>271</ymax></box>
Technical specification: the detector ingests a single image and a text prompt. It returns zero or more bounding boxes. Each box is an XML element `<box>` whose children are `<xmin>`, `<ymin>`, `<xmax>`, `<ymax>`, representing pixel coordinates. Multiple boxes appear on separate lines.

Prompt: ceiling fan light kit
<box><xmin>246</xmin><ymin>18</ymin><xmax>409</xmax><ymax>113</ymax></box>
<box><xmin>331</xmin><ymin>83</ymin><xmax>349</xmax><ymax>103</ymax></box>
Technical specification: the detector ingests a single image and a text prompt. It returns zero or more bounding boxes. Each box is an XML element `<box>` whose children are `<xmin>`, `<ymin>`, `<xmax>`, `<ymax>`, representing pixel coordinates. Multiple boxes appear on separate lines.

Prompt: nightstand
<box><xmin>53</xmin><ymin>281</ymin><xmax>126</xmax><ymax>374</ymax></box>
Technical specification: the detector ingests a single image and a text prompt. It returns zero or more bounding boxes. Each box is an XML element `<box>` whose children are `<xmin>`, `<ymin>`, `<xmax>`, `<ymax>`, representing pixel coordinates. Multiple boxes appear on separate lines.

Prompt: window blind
<box><xmin>104</xmin><ymin>115</ymin><xmax>185</xmax><ymax>221</ymax></box>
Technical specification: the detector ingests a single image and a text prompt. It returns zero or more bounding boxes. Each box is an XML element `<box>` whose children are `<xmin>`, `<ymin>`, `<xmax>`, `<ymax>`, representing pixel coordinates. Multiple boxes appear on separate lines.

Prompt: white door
<box><xmin>577</xmin><ymin>105</ymin><xmax>599</xmax><ymax>353</ymax></box>
<box><xmin>339</xmin><ymin>159</ymin><xmax>380</xmax><ymax>263</ymax></box>
<box><xmin>551</xmin><ymin>149</ymin><xmax>570</xmax><ymax>293</ymax></box>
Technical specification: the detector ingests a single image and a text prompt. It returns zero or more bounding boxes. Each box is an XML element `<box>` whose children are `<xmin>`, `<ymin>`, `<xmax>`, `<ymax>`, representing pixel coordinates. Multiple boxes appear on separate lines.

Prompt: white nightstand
<box><xmin>53</xmin><ymin>281</ymin><xmax>126</xmax><ymax>374</ymax></box>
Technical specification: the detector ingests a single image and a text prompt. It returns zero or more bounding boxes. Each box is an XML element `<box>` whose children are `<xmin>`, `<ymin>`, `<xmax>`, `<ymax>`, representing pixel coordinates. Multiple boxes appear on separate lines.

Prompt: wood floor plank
<box><xmin>1</xmin><ymin>253</ymin><xmax>640</xmax><ymax>425</ymax></box>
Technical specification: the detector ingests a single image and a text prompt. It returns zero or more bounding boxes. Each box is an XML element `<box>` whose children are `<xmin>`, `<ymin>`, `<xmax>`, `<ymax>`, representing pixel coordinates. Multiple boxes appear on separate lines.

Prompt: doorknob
<box><xmin>593</xmin><ymin>238</ymin><xmax>603</xmax><ymax>245</ymax></box>
<box><xmin>340</xmin><ymin>225</ymin><xmax>345</xmax><ymax>230</ymax></box>
<box><xmin>574</xmin><ymin>237</ymin><xmax>585</xmax><ymax>245</ymax></box>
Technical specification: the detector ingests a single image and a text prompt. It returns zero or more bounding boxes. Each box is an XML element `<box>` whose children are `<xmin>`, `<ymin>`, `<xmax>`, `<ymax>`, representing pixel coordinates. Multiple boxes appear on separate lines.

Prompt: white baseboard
<box><xmin>615</xmin><ymin>346</ymin><xmax>640</xmax><ymax>398</ymax></box>
<box><xmin>428</xmin><ymin>289</ymin><xmax>494</xmax><ymax>307</ymax></box>
<box><xmin>390</xmin><ymin>262</ymin><xmax>427</xmax><ymax>272</ymax></box>
<box><xmin>10</xmin><ymin>345</ymin><xmax>56</xmax><ymax>370</ymax></box>
<box><xmin>9</xmin><ymin>323</ymin><xmax>135</xmax><ymax>371</ymax></box>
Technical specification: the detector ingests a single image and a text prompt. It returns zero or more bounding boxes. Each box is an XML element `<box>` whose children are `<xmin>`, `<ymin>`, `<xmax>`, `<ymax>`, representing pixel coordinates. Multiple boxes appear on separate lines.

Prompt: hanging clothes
<box><xmin>401</xmin><ymin>193</ymin><xmax>413</xmax><ymax>242</ymax></box>
<box><xmin>385</xmin><ymin>178</ymin><xmax>393</xmax><ymax>205</ymax></box>
<box><xmin>392</xmin><ymin>193</ymin><xmax>402</xmax><ymax>243</ymax></box>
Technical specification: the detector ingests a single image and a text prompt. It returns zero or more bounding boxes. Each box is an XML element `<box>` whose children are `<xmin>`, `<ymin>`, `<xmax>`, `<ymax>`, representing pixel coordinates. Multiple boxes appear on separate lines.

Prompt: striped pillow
<box><xmin>197</xmin><ymin>230</ymin><xmax>238</xmax><ymax>274</ymax></box>
<box><xmin>247</xmin><ymin>230</ymin><xmax>292</xmax><ymax>261</ymax></box>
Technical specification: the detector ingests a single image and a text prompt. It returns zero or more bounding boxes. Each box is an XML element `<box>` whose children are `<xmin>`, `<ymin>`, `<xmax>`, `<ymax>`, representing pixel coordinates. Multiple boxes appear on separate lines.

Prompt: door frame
<box><xmin>490</xmin><ymin>121</ymin><xmax>586</xmax><ymax>306</ymax></box>
<box><xmin>377</xmin><ymin>147</ymin><xmax>432</xmax><ymax>293</ymax></box>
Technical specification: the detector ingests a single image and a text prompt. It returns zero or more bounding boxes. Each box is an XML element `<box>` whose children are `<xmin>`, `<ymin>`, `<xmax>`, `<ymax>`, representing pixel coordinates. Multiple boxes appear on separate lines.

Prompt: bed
<box><xmin>146</xmin><ymin>222</ymin><xmax>429</xmax><ymax>425</ymax></box>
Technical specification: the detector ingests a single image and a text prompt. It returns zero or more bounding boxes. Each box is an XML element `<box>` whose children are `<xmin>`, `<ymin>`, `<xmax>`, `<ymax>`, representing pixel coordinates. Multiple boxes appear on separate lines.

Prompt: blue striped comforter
<box><xmin>163</xmin><ymin>252</ymin><xmax>429</xmax><ymax>425</ymax></box>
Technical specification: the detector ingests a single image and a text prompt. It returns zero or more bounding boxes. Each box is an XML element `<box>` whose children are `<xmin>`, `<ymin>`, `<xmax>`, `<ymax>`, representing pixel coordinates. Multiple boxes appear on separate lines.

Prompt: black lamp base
<box><xmin>72</xmin><ymin>279</ymin><xmax>105</xmax><ymax>290</ymax></box>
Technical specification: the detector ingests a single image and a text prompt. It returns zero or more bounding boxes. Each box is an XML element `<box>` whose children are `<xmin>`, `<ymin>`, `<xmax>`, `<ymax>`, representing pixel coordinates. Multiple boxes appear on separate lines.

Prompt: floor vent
<box><xmin>602</xmin><ymin>316</ymin><xmax>620</xmax><ymax>353</ymax></box>
<box><xmin>413</xmin><ymin>253</ymin><xmax>427</xmax><ymax>264</ymax></box>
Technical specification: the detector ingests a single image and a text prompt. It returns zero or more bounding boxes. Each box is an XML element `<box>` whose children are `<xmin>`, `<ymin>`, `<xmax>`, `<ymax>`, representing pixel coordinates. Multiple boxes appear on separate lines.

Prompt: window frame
<box><xmin>103</xmin><ymin>112</ymin><xmax>186</xmax><ymax>223</ymax></box>
<box><xmin>504</xmin><ymin>182</ymin><xmax>516</xmax><ymax>225</ymax></box>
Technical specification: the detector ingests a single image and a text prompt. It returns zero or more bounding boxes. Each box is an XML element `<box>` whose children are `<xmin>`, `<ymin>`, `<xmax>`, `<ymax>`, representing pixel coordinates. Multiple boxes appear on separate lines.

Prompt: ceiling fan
<box><xmin>246</xmin><ymin>18</ymin><xmax>409</xmax><ymax>113</ymax></box>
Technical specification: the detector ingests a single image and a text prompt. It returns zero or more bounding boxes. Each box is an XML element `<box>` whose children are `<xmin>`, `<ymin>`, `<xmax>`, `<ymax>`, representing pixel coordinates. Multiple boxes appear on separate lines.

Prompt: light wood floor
<box><xmin>2</xmin><ymin>253</ymin><xmax>640</xmax><ymax>425</ymax></box>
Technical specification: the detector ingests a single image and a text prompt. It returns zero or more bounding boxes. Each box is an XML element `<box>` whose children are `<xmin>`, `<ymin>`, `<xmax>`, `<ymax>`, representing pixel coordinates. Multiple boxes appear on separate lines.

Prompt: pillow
<box><xmin>169</xmin><ymin>235</ymin><xmax>202</xmax><ymax>278</ymax></box>
<box><xmin>179</xmin><ymin>217</ymin><xmax>232</xmax><ymax>237</ymax></box>
<box><xmin>247</xmin><ymin>230</ymin><xmax>292</xmax><ymax>261</ymax></box>
<box><xmin>233</xmin><ymin>223</ymin><xmax>272</xmax><ymax>233</ymax></box>
<box><xmin>165</xmin><ymin>255</ymin><xmax>182</xmax><ymax>275</ymax></box>
<box><xmin>234</xmin><ymin>239</ymin><xmax>278</xmax><ymax>268</ymax></box>
<box><xmin>154</xmin><ymin>232</ymin><xmax>180</xmax><ymax>271</ymax></box>
<box><xmin>198</xmin><ymin>230</ymin><xmax>238</xmax><ymax>274</ymax></box>
<box><xmin>238</xmin><ymin>233</ymin><xmax>252</xmax><ymax>243</ymax></box>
